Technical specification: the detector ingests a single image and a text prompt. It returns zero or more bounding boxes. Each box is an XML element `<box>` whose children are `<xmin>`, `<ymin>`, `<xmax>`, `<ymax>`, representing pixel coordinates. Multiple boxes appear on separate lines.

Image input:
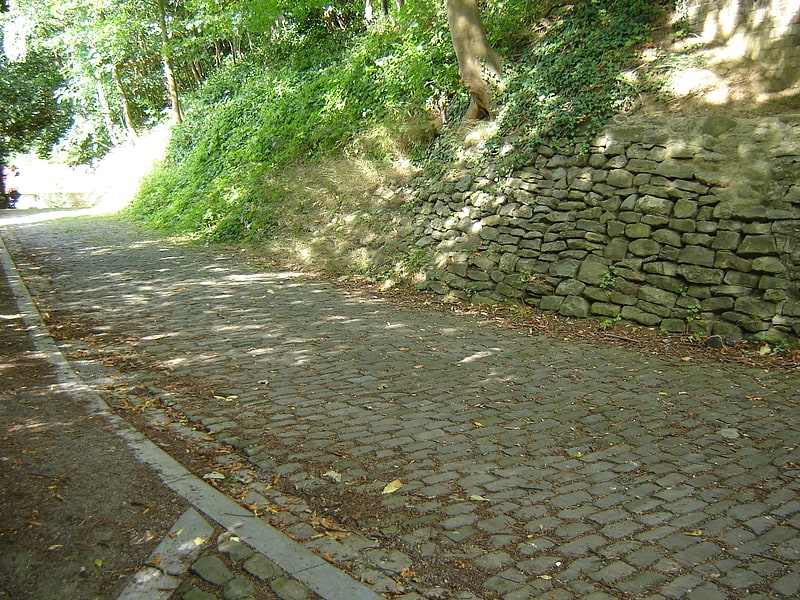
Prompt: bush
<box><xmin>128</xmin><ymin>2</ymin><xmax>457</xmax><ymax>240</ymax></box>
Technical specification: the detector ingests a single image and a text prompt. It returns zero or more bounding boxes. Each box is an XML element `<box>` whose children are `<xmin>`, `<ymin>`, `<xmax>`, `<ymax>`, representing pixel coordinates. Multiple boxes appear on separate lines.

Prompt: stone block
<box><xmin>576</xmin><ymin>219</ymin><xmax>606</xmax><ymax>233</ymax></box>
<box><xmin>669</xmin><ymin>218</ymin><xmax>696</xmax><ymax>233</ymax></box>
<box><xmin>741</xmin><ymin>221</ymin><xmax>772</xmax><ymax>235</ymax></box>
<box><xmin>627</xmin><ymin>158</ymin><xmax>658</xmax><ymax>173</ymax></box>
<box><xmin>701</xmin><ymin>296</ymin><xmax>735</xmax><ymax>312</ymax></box>
<box><xmin>643</xmin><ymin>261</ymin><xmax>678</xmax><ymax>276</ymax></box>
<box><xmin>639</xmin><ymin>285</ymin><xmax>678</xmax><ymax>308</ymax></box>
<box><xmin>628</xmin><ymin>239</ymin><xmax>662</xmax><ymax>257</ymax></box>
<box><xmin>608</xmin><ymin>169</ymin><xmax>634</xmax><ymax>188</ymax></box>
<box><xmin>660</xmin><ymin>318</ymin><xmax>687</xmax><ymax>333</ymax></box>
<box><xmin>711</xmin><ymin>321</ymin><xmax>743</xmax><ymax>341</ymax></box>
<box><xmin>559</xmin><ymin>296</ymin><xmax>590</xmax><ymax>317</ymax></box>
<box><xmin>556</xmin><ymin>280</ymin><xmax>586</xmax><ymax>296</ymax></box>
<box><xmin>608</xmin><ymin>291</ymin><xmax>638</xmax><ymax>306</ymax></box>
<box><xmin>759</xmin><ymin>275</ymin><xmax>791</xmax><ymax>290</ymax></box>
<box><xmin>734</xmin><ymin>296</ymin><xmax>777</xmax><ymax>319</ymax></box>
<box><xmin>603</xmin><ymin>141</ymin><xmax>625</xmax><ymax>156</ymax></box>
<box><xmin>636</xmin><ymin>195</ymin><xmax>674</xmax><ymax>216</ymax></box>
<box><xmin>645</xmin><ymin>274</ymin><xmax>684</xmax><ymax>294</ymax></box>
<box><xmin>626</xmin><ymin>223</ymin><xmax>652</xmax><ymax>239</ymax></box>
<box><xmin>702</xmin><ymin>116</ymin><xmax>737</xmax><ymax>136</ymax></box>
<box><xmin>620</xmin><ymin>211</ymin><xmax>642</xmax><ymax>223</ymax></box>
<box><xmin>542</xmin><ymin>240</ymin><xmax>568</xmax><ymax>253</ymax></box>
<box><xmin>480</xmin><ymin>227</ymin><xmax>500</xmax><ymax>241</ymax></box>
<box><xmin>588</xmin><ymin>153</ymin><xmax>608</xmax><ymax>167</ymax></box>
<box><xmin>578</xmin><ymin>260</ymin><xmax>611</xmax><ymax>286</ymax></box>
<box><xmin>739</xmin><ymin>235</ymin><xmax>778</xmax><ymax>256</ymax></box>
<box><xmin>659</xmin><ymin>245</ymin><xmax>681</xmax><ymax>261</ymax></box>
<box><xmin>620</xmin><ymin>306</ymin><xmax>662</xmax><ymax>326</ymax></box>
<box><xmin>712</xmin><ymin>230</ymin><xmax>741</xmax><ymax>250</ymax></box>
<box><xmin>652</xmin><ymin>228</ymin><xmax>683</xmax><ymax>247</ymax></box>
<box><xmin>607</xmin><ymin>221</ymin><xmax>626</xmax><ymax>237</ymax></box>
<box><xmin>637</xmin><ymin>300</ymin><xmax>671</xmax><ymax>317</ymax></box>
<box><xmin>724</xmin><ymin>270</ymin><xmax>760</xmax><ymax>287</ymax></box>
<box><xmin>682</xmin><ymin>233</ymin><xmax>713</xmax><ymax>246</ymax></box>
<box><xmin>656</xmin><ymin>162</ymin><xmax>695</xmax><ymax>179</ymax></box>
<box><xmin>641</xmin><ymin>215</ymin><xmax>670</xmax><ymax>227</ymax></box>
<box><xmin>591</xmin><ymin>302</ymin><xmax>621</xmax><ymax>317</ymax></box>
<box><xmin>751</xmin><ymin>256</ymin><xmax>786</xmax><ymax>273</ymax></box>
<box><xmin>549</xmin><ymin>258</ymin><xmax>580</xmax><ymax>277</ymax></box>
<box><xmin>677</xmin><ymin>245</ymin><xmax>715</xmax><ymax>267</ymax></box>
<box><xmin>695</xmin><ymin>220</ymin><xmax>717</xmax><ymax>233</ymax></box>
<box><xmin>540</xmin><ymin>295</ymin><xmax>564</xmax><ymax>311</ymax></box>
<box><xmin>677</xmin><ymin>264</ymin><xmax>724</xmax><ymax>284</ymax></box>
<box><xmin>495</xmin><ymin>282</ymin><xmax>525</xmax><ymax>298</ymax></box>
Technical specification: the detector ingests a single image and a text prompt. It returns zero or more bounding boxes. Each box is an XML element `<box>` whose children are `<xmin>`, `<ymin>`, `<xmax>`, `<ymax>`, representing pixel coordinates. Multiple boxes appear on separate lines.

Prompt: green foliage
<box><xmin>0</xmin><ymin>42</ymin><xmax>71</xmax><ymax>162</ymax></box>
<box><xmin>129</xmin><ymin>2</ymin><xmax>457</xmax><ymax>240</ymax></box>
<box><xmin>128</xmin><ymin>0</ymin><xmax>666</xmax><ymax>245</ymax></box>
<box><xmin>495</xmin><ymin>0</ymin><xmax>664</xmax><ymax>163</ymax></box>
<box><xmin>599</xmin><ymin>315</ymin><xmax>622</xmax><ymax>330</ymax></box>
<box><xmin>599</xmin><ymin>265</ymin><xmax>618</xmax><ymax>289</ymax></box>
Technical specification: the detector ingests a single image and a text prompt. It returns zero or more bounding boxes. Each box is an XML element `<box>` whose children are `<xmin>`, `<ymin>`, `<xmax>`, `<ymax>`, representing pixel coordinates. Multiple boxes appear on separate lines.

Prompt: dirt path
<box><xmin>0</xmin><ymin>256</ymin><xmax>188</xmax><ymax>599</ymax></box>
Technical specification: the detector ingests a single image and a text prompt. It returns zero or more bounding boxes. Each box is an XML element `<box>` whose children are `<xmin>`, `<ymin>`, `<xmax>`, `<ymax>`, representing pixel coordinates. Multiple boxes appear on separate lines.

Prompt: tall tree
<box><xmin>157</xmin><ymin>0</ymin><xmax>183</xmax><ymax>122</ymax></box>
<box><xmin>0</xmin><ymin>44</ymin><xmax>70</xmax><ymax>204</ymax></box>
<box><xmin>446</xmin><ymin>0</ymin><xmax>501</xmax><ymax>120</ymax></box>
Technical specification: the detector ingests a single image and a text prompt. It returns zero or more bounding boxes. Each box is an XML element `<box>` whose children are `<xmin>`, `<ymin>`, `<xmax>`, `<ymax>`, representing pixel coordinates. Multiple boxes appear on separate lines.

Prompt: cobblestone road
<box><xmin>3</xmin><ymin>213</ymin><xmax>800</xmax><ymax>599</ymax></box>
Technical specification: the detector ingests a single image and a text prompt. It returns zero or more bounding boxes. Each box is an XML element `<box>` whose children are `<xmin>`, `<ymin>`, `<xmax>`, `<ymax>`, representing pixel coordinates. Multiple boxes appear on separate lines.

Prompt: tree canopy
<box><xmin>2</xmin><ymin>0</ymin><xmax>663</xmax><ymax>236</ymax></box>
<box><xmin>0</xmin><ymin>10</ymin><xmax>70</xmax><ymax>202</ymax></box>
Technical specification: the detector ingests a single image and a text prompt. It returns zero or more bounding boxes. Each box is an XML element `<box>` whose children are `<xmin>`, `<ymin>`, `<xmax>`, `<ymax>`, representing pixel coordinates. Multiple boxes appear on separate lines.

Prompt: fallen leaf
<box><xmin>203</xmin><ymin>471</ymin><xmax>226</xmax><ymax>480</ymax></box>
<box><xmin>400</xmin><ymin>567</ymin><xmax>418</xmax><ymax>579</ymax></box>
<box><xmin>318</xmin><ymin>517</ymin><xmax>347</xmax><ymax>531</ymax></box>
<box><xmin>688</xmin><ymin>530</ymin><xmax>703</xmax><ymax>537</ymax></box>
<box><xmin>146</xmin><ymin>555</ymin><xmax>163</xmax><ymax>567</ymax></box>
<box><xmin>169</xmin><ymin>528</ymin><xmax>184</xmax><ymax>539</ymax></box>
<box><xmin>322</xmin><ymin>469</ymin><xmax>342</xmax><ymax>483</ymax></box>
<box><xmin>48</xmin><ymin>544</ymin><xmax>63</xmax><ymax>551</ymax></box>
<box><xmin>263</xmin><ymin>473</ymin><xmax>281</xmax><ymax>491</ymax></box>
<box><xmin>470</xmin><ymin>494</ymin><xmax>491</xmax><ymax>502</ymax></box>
<box><xmin>93</xmin><ymin>559</ymin><xmax>103</xmax><ymax>568</ymax></box>
<box><xmin>382</xmin><ymin>479</ymin><xmax>403</xmax><ymax>494</ymax></box>
<box><xmin>193</xmin><ymin>537</ymin><xmax>206</xmax><ymax>546</ymax></box>
<box><xmin>473</xmin><ymin>421</ymin><xmax>485</xmax><ymax>428</ymax></box>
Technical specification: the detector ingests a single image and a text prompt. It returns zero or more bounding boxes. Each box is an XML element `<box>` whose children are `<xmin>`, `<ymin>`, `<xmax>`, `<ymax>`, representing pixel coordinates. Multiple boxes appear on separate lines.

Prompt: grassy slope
<box><xmin>124</xmin><ymin>0</ymin><xmax>797</xmax><ymax>285</ymax></box>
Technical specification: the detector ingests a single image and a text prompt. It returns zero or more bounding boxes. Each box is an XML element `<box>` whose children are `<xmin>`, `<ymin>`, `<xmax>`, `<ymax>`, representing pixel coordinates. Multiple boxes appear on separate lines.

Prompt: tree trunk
<box><xmin>445</xmin><ymin>0</ymin><xmax>502</xmax><ymax>120</ymax></box>
<box><xmin>157</xmin><ymin>0</ymin><xmax>183</xmax><ymax>123</ymax></box>
<box><xmin>111</xmin><ymin>64</ymin><xmax>138</xmax><ymax>139</ymax></box>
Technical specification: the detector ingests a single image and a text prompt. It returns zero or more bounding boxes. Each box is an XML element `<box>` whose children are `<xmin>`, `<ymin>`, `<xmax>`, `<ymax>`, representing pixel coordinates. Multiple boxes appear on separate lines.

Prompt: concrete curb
<box><xmin>0</xmin><ymin>232</ymin><xmax>383</xmax><ymax>600</ymax></box>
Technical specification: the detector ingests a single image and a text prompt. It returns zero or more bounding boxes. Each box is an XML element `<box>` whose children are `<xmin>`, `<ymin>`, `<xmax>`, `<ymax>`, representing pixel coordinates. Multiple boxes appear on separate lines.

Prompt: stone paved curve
<box><xmin>3</xmin><ymin>212</ymin><xmax>800</xmax><ymax>599</ymax></box>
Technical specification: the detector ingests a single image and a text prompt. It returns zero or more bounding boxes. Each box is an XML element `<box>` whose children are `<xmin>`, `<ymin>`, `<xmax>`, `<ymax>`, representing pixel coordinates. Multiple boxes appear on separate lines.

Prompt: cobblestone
<box><xmin>3</xmin><ymin>215</ymin><xmax>799</xmax><ymax>599</ymax></box>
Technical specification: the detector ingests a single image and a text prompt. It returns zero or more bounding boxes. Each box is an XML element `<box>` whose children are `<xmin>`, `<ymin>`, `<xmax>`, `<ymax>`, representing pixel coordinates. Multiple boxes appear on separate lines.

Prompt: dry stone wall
<box><xmin>410</xmin><ymin>115</ymin><xmax>800</xmax><ymax>342</ymax></box>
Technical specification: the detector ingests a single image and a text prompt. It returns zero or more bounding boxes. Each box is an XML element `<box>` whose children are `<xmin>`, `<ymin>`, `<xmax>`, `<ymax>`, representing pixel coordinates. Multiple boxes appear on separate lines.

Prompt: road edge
<box><xmin>0</xmin><ymin>231</ymin><xmax>383</xmax><ymax>600</ymax></box>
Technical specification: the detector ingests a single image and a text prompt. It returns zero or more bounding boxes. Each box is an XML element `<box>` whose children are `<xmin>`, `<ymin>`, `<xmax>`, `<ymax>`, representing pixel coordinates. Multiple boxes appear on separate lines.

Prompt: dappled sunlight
<box><xmin>633</xmin><ymin>1</ymin><xmax>800</xmax><ymax>116</ymax></box>
<box><xmin>6</xmin><ymin>417</ymin><xmax>76</xmax><ymax>434</ymax></box>
<box><xmin>458</xmin><ymin>348</ymin><xmax>499</xmax><ymax>364</ymax></box>
<box><xmin>3</xmin><ymin>122</ymin><xmax>170</xmax><ymax>215</ymax></box>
